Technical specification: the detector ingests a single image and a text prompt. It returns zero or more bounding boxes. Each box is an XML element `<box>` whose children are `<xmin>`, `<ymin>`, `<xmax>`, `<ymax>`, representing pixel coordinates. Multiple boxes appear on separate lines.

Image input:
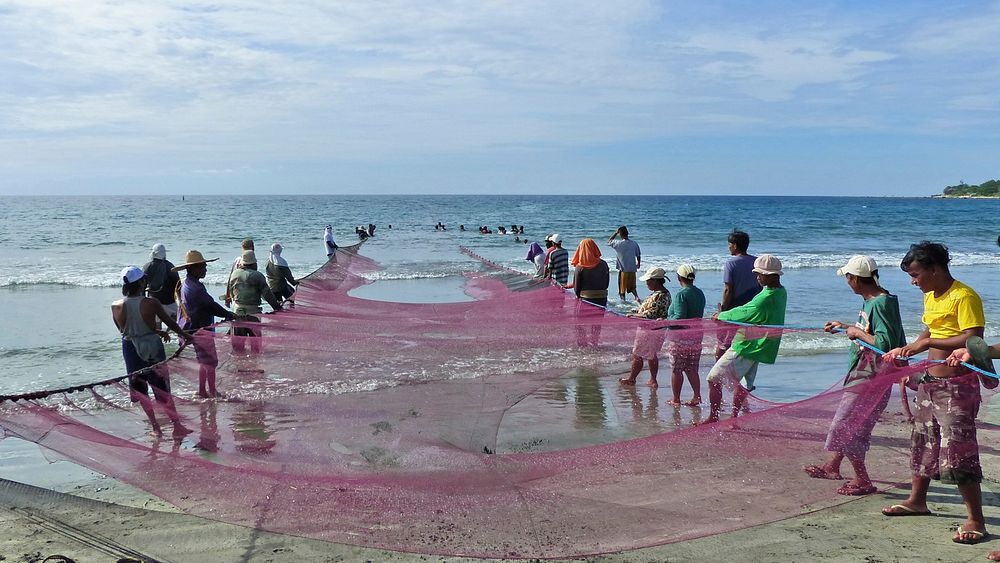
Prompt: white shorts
<box><xmin>706</xmin><ymin>348</ymin><xmax>760</xmax><ymax>391</ymax></box>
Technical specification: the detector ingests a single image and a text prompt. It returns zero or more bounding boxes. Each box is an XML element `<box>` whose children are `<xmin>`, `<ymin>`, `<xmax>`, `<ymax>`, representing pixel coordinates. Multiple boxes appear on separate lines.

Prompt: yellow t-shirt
<box><xmin>922</xmin><ymin>280</ymin><xmax>985</xmax><ymax>338</ymax></box>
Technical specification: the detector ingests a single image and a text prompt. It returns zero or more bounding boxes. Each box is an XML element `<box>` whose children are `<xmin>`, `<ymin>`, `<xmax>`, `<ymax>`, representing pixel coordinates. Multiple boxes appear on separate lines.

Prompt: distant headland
<box><xmin>933</xmin><ymin>179</ymin><xmax>1000</xmax><ymax>198</ymax></box>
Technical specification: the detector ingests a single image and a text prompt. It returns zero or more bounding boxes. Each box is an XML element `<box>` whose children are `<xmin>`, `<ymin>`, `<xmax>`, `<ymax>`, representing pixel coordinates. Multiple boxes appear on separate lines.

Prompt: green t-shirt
<box><xmin>667</xmin><ymin>285</ymin><xmax>706</xmax><ymax>320</ymax></box>
<box><xmin>717</xmin><ymin>285</ymin><xmax>787</xmax><ymax>364</ymax></box>
<box><xmin>843</xmin><ymin>293</ymin><xmax>906</xmax><ymax>387</ymax></box>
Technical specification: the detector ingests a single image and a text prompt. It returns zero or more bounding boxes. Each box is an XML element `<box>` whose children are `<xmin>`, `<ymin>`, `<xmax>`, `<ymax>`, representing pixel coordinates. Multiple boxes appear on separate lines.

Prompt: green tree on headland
<box><xmin>941</xmin><ymin>179</ymin><xmax>1000</xmax><ymax>197</ymax></box>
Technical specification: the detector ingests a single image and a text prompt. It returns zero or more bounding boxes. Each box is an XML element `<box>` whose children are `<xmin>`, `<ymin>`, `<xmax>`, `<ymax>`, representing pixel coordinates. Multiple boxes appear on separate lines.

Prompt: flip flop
<box><xmin>953</xmin><ymin>526</ymin><xmax>990</xmax><ymax>545</ymax></box>
<box><xmin>837</xmin><ymin>482</ymin><xmax>877</xmax><ymax>496</ymax></box>
<box><xmin>803</xmin><ymin>465</ymin><xmax>843</xmax><ymax>480</ymax></box>
<box><xmin>882</xmin><ymin>504</ymin><xmax>933</xmax><ymax>517</ymax></box>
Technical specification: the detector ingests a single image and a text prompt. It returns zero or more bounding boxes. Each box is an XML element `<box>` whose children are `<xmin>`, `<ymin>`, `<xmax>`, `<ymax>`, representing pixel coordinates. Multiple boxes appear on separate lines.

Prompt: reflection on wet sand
<box><xmin>497</xmin><ymin>369</ymin><xmax>705</xmax><ymax>453</ymax></box>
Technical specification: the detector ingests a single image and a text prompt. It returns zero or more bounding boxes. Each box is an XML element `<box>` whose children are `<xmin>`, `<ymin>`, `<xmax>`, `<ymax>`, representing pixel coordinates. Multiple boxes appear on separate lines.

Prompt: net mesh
<box><xmin>1</xmin><ymin>244</ymin><xmax>996</xmax><ymax>558</ymax></box>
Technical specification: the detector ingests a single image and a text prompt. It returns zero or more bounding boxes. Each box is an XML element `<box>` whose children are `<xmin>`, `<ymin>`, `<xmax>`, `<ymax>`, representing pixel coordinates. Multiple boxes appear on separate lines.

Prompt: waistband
<box><xmin>579</xmin><ymin>289</ymin><xmax>608</xmax><ymax>299</ymax></box>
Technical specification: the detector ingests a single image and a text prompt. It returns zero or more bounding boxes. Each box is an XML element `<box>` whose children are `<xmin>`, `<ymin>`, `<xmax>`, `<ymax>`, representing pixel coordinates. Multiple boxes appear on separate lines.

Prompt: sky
<box><xmin>1</xmin><ymin>1</ymin><xmax>998</xmax><ymax>196</ymax></box>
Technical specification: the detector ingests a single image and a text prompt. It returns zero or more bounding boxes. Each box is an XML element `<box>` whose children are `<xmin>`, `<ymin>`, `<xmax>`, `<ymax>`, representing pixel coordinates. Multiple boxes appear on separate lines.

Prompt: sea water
<box><xmin>3</xmin><ymin>194</ymin><xmax>1000</xmax><ymax>400</ymax></box>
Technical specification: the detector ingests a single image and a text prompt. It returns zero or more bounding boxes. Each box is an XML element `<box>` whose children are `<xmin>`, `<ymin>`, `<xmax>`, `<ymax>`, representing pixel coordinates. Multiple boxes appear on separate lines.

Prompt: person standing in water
<box><xmin>174</xmin><ymin>250</ymin><xmax>234</xmax><ymax>398</ymax></box>
<box><xmin>324</xmin><ymin>225</ymin><xmax>338</xmax><ymax>258</ymax></box>
<box><xmin>608</xmin><ymin>226</ymin><xmax>641</xmax><ymax>303</ymax></box>
<box><xmin>142</xmin><ymin>243</ymin><xmax>180</xmax><ymax>320</ymax></box>
<box><xmin>666</xmin><ymin>264</ymin><xmax>706</xmax><ymax>406</ymax></box>
<box><xmin>112</xmin><ymin>266</ymin><xmax>190</xmax><ymax>435</ymax></box>
<box><xmin>265</xmin><ymin>242</ymin><xmax>298</xmax><ymax>302</ymax></box>
<box><xmin>619</xmin><ymin>266</ymin><xmax>671</xmax><ymax>388</ymax></box>
<box><xmin>716</xmin><ymin>230</ymin><xmax>761</xmax><ymax>360</ymax></box>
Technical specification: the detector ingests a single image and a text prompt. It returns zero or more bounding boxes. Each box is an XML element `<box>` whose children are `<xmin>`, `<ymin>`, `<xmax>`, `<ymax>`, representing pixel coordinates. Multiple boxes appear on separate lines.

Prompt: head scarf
<box><xmin>525</xmin><ymin>242</ymin><xmax>543</xmax><ymax>262</ymax></box>
<box><xmin>150</xmin><ymin>243</ymin><xmax>166</xmax><ymax>261</ymax></box>
<box><xmin>269</xmin><ymin>243</ymin><xmax>288</xmax><ymax>267</ymax></box>
<box><xmin>571</xmin><ymin>238</ymin><xmax>602</xmax><ymax>269</ymax></box>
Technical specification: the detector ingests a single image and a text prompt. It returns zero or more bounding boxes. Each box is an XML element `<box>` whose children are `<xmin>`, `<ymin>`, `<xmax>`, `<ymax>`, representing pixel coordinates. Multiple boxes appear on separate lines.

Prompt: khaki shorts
<box><xmin>618</xmin><ymin>271</ymin><xmax>637</xmax><ymax>295</ymax></box>
<box><xmin>706</xmin><ymin>347</ymin><xmax>760</xmax><ymax>391</ymax></box>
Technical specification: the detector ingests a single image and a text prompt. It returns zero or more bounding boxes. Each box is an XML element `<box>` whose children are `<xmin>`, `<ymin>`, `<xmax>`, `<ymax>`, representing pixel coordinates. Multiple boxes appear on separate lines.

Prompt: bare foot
<box><xmin>987</xmin><ymin>550</ymin><xmax>1000</xmax><ymax>561</ymax></box>
<box><xmin>667</xmin><ymin>399</ymin><xmax>681</xmax><ymax>406</ymax></box>
<box><xmin>684</xmin><ymin>397</ymin><xmax>701</xmax><ymax>406</ymax></box>
<box><xmin>618</xmin><ymin>377</ymin><xmax>636</xmax><ymax>386</ymax></box>
<box><xmin>695</xmin><ymin>415</ymin><xmax>720</xmax><ymax>426</ymax></box>
<box><xmin>647</xmin><ymin>379</ymin><xmax>658</xmax><ymax>388</ymax></box>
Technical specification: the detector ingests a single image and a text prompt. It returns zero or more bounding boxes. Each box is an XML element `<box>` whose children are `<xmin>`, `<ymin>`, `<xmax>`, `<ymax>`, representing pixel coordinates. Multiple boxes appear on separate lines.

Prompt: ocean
<box><xmin>3</xmin><ymin>194</ymin><xmax>1000</xmax><ymax>402</ymax></box>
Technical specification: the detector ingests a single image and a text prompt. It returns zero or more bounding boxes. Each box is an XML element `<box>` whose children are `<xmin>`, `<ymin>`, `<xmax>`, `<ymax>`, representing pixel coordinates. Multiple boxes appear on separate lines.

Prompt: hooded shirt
<box><xmin>142</xmin><ymin>244</ymin><xmax>179</xmax><ymax>305</ymax></box>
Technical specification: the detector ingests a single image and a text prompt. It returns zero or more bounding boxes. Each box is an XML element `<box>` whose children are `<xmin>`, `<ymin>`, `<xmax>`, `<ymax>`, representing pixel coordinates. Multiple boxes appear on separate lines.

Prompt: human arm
<box><xmin>568</xmin><ymin>268</ymin><xmax>581</xmax><ymax>295</ymax></box>
<box><xmin>634</xmin><ymin>244</ymin><xmax>640</xmax><ymax>270</ymax></box>
<box><xmin>824</xmin><ymin>320</ymin><xmax>877</xmax><ymax>346</ymax></box>
<box><xmin>256</xmin><ymin>276</ymin><xmax>283</xmax><ymax>311</ymax></box>
<box><xmin>720</xmin><ymin>283</ymin><xmax>734</xmax><ymax>311</ymax></box>
<box><xmin>279</xmin><ymin>265</ymin><xmax>298</xmax><ymax>286</ymax></box>
<box><xmin>149</xmin><ymin>300</ymin><xmax>188</xmax><ymax>342</ymax></box>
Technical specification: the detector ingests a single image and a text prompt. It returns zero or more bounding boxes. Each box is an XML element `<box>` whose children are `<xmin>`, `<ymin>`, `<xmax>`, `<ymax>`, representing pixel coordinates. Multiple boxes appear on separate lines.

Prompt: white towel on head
<box><xmin>270</xmin><ymin>243</ymin><xmax>288</xmax><ymax>267</ymax></box>
<box><xmin>150</xmin><ymin>243</ymin><xmax>166</xmax><ymax>260</ymax></box>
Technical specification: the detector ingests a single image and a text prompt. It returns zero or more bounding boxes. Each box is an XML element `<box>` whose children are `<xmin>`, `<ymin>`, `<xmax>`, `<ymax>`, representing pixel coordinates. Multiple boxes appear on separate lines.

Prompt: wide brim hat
<box><xmin>639</xmin><ymin>266</ymin><xmax>666</xmax><ymax>281</ymax></box>
<box><xmin>171</xmin><ymin>249</ymin><xmax>219</xmax><ymax>271</ymax></box>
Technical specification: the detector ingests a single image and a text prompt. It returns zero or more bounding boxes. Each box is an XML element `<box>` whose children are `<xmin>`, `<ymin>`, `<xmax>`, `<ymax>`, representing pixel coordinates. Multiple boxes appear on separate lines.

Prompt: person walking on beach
<box><xmin>619</xmin><ymin>266</ymin><xmax>672</xmax><ymax>388</ymax></box>
<box><xmin>228</xmin><ymin>250</ymin><xmax>283</xmax><ymax>354</ymax></box>
<box><xmin>666</xmin><ymin>264</ymin><xmax>706</xmax><ymax>405</ymax></box>
<box><xmin>142</xmin><ymin>243</ymin><xmax>180</xmax><ymax>320</ymax></box>
<box><xmin>265</xmin><ymin>242</ymin><xmax>298</xmax><ymax>302</ymax></box>
<box><xmin>608</xmin><ymin>226</ymin><xmax>641</xmax><ymax>302</ymax></box>
<box><xmin>703</xmin><ymin>254</ymin><xmax>786</xmax><ymax>424</ymax></box>
<box><xmin>881</xmin><ymin>241</ymin><xmax>989</xmax><ymax>546</ymax></box>
<box><xmin>716</xmin><ymin>230</ymin><xmax>761</xmax><ymax>360</ymax></box>
<box><xmin>324</xmin><ymin>225</ymin><xmax>338</xmax><ymax>258</ymax></box>
<box><xmin>112</xmin><ymin>266</ymin><xmax>190</xmax><ymax>436</ymax></box>
<box><xmin>545</xmin><ymin>234</ymin><xmax>569</xmax><ymax>286</ymax></box>
<box><xmin>803</xmin><ymin>255</ymin><xmax>905</xmax><ymax>496</ymax></box>
<box><xmin>173</xmin><ymin>250</ymin><xmax>234</xmax><ymax>398</ymax></box>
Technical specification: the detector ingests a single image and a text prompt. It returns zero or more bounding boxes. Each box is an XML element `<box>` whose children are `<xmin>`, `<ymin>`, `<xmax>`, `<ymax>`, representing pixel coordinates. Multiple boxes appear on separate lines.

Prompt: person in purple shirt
<box><xmin>716</xmin><ymin>230</ymin><xmax>762</xmax><ymax>360</ymax></box>
<box><xmin>172</xmin><ymin>249</ymin><xmax>234</xmax><ymax>398</ymax></box>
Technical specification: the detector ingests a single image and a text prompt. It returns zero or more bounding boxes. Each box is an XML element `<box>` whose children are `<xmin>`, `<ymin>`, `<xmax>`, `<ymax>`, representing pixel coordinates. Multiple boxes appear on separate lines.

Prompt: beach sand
<box><xmin>3</xmin><ymin>385</ymin><xmax>999</xmax><ymax>563</ymax></box>
<box><xmin>4</xmin><ymin>279</ymin><xmax>999</xmax><ymax>562</ymax></box>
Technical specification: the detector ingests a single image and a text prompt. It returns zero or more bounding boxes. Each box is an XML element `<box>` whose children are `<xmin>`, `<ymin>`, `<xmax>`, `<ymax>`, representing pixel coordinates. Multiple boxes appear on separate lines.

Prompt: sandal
<box><xmin>837</xmin><ymin>482</ymin><xmax>877</xmax><ymax>496</ymax></box>
<box><xmin>954</xmin><ymin>526</ymin><xmax>990</xmax><ymax>545</ymax></box>
<box><xmin>882</xmin><ymin>504</ymin><xmax>932</xmax><ymax>517</ymax></box>
<box><xmin>803</xmin><ymin>464</ymin><xmax>843</xmax><ymax>480</ymax></box>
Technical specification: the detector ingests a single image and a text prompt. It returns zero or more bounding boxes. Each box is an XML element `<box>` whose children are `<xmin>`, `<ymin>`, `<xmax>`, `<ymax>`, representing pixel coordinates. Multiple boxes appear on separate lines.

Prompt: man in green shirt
<box><xmin>803</xmin><ymin>255</ymin><xmax>905</xmax><ymax>496</ymax></box>
<box><xmin>703</xmin><ymin>255</ymin><xmax>787</xmax><ymax>424</ymax></box>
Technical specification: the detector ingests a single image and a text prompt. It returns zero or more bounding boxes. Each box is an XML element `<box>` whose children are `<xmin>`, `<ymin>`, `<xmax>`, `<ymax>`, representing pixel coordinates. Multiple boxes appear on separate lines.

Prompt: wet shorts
<box><xmin>122</xmin><ymin>339</ymin><xmax>170</xmax><ymax>399</ymax></box>
<box><xmin>706</xmin><ymin>347</ymin><xmax>760</xmax><ymax>391</ymax></box>
<box><xmin>618</xmin><ymin>271</ymin><xmax>637</xmax><ymax>295</ymax></box>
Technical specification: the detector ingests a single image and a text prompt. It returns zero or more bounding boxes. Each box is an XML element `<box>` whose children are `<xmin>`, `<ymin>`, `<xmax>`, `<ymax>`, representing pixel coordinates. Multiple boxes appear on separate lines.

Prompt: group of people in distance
<box><xmin>533</xmin><ymin>227</ymin><xmax>998</xmax><ymax>551</ymax></box>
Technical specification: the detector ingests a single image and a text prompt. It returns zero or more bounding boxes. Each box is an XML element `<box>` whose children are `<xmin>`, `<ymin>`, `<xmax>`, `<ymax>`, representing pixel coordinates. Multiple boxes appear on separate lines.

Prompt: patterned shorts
<box><xmin>910</xmin><ymin>371</ymin><xmax>982</xmax><ymax>485</ymax></box>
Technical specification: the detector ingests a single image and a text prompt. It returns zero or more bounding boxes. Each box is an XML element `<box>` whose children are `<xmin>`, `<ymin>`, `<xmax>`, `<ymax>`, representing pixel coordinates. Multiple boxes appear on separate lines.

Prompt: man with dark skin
<box><xmin>112</xmin><ymin>267</ymin><xmax>190</xmax><ymax>436</ymax></box>
<box><xmin>882</xmin><ymin>242</ymin><xmax>988</xmax><ymax>546</ymax></box>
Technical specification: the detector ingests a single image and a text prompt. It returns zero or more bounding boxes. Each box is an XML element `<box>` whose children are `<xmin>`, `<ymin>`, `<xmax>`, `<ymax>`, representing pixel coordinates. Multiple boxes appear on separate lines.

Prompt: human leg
<box><xmin>669</xmin><ymin>357</ymin><xmax>684</xmax><ymax>405</ymax></box>
<box><xmin>620</xmin><ymin>355</ymin><xmax>643</xmax><ymax>385</ymax></box>
<box><xmin>647</xmin><ymin>355</ymin><xmax>659</xmax><ymax>388</ymax></box>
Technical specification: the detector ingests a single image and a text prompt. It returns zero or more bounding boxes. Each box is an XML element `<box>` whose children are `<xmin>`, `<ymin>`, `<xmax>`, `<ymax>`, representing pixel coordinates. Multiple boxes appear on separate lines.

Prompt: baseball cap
<box><xmin>836</xmin><ymin>255</ymin><xmax>878</xmax><ymax>280</ymax></box>
<box><xmin>120</xmin><ymin>266</ymin><xmax>144</xmax><ymax>284</ymax></box>
<box><xmin>676</xmin><ymin>264</ymin><xmax>696</xmax><ymax>279</ymax></box>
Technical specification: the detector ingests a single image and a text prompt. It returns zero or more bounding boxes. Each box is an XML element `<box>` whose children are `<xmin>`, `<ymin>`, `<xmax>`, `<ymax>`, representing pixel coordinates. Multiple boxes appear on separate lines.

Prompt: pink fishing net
<box><xmin>1</xmin><ymin>244</ymin><xmax>996</xmax><ymax>558</ymax></box>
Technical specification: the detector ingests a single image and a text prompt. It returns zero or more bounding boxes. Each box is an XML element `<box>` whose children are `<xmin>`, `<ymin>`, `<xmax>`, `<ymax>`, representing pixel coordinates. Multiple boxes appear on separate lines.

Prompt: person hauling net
<box><xmin>703</xmin><ymin>254</ymin><xmax>787</xmax><ymax>424</ymax></box>
<box><xmin>804</xmin><ymin>255</ymin><xmax>905</xmax><ymax>496</ymax></box>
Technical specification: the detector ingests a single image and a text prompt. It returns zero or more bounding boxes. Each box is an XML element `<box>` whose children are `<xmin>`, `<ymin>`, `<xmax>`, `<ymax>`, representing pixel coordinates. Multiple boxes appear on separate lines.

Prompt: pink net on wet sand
<box><xmin>1</xmin><ymin>244</ymin><xmax>994</xmax><ymax>558</ymax></box>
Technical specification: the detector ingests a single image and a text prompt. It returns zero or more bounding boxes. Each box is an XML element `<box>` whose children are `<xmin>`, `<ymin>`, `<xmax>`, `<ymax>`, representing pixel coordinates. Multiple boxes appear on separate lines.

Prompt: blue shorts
<box><xmin>121</xmin><ymin>339</ymin><xmax>170</xmax><ymax>399</ymax></box>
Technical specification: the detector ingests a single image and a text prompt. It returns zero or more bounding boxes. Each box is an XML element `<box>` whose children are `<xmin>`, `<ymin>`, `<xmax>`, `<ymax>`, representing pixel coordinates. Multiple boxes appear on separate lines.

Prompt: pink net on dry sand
<box><xmin>1</xmin><ymin>244</ymin><xmax>997</xmax><ymax>558</ymax></box>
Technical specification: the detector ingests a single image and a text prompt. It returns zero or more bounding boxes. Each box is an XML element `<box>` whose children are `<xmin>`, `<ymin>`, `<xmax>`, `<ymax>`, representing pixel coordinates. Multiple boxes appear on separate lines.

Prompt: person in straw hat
<box><xmin>173</xmin><ymin>250</ymin><xmax>234</xmax><ymax>398</ymax></box>
<box><xmin>703</xmin><ymin>254</ymin><xmax>787</xmax><ymax>424</ymax></box>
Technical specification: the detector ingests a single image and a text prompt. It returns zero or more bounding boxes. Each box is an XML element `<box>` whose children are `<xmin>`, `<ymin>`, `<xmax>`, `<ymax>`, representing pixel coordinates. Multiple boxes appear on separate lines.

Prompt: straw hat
<box><xmin>171</xmin><ymin>249</ymin><xmax>219</xmax><ymax>272</ymax></box>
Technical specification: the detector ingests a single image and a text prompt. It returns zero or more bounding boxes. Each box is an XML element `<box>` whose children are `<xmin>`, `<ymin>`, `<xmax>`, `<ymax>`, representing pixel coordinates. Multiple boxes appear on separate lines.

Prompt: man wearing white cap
<box><xmin>544</xmin><ymin>234</ymin><xmax>569</xmax><ymax>286</ymax></box>
<box><xmin>703</xmin><ymin>254</ymin><xmax>787</xmax><ymax>424</ymax></box>
<box><xmin>142</xmin><ymin>243</ymin><xmax>180</xmax><ymax>319</ymax></box>
<box><xmin>111</xmin><ymin>266</ymin><xmax>190</xmax><ymax>435</ymax></box>
<box><xmin>803</xmin><ymin>255</ymin><xmax>905</xmax><ymax>496</ymax></box>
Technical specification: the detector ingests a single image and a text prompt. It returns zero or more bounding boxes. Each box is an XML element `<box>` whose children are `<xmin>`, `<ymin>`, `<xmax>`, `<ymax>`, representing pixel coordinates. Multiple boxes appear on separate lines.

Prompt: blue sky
<box><xmin>1</xmin><ymin>1</ymin><xmax>998</xmax><ymax>196</ymax></box>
